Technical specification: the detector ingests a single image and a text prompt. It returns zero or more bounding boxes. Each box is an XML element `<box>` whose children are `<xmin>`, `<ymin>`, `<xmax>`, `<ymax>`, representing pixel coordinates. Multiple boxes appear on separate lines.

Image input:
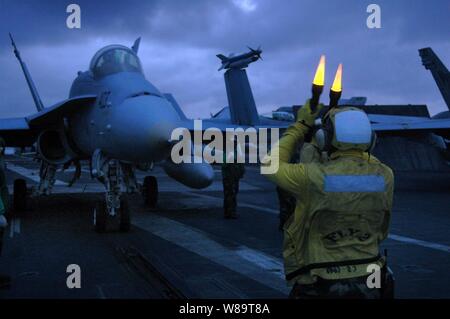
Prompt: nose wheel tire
<box><xmin>142</xmin><ymin>176</ymin><xmax>158</xmax><ymax>208</ymax></box>
<box><xmin>95</xmin><ymin>197</ymin><xmax>131</xmax><ymax>233</ymax></box>
<box><xmin>13</xmin><ymin>178</ymin><xmax>27</xmax><ymax>212</ymax></box>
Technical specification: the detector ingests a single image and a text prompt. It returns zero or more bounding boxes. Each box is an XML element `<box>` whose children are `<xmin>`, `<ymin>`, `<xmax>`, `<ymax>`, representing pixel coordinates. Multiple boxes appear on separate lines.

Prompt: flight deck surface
<box><xmin>1</xmin><ymin>155</ymin><xmax>450</xmax><ymax>299</ymax></box>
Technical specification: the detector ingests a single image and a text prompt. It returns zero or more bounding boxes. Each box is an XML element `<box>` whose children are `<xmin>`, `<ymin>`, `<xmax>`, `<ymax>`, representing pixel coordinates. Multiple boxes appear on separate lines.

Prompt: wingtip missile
<box><xmin>9</xmin><ymin>32</ymin><xmax>17</xmax><ymax>49</ymax></box>
<box><xmin>7</xmin><ymin>32</ymin><xmax>44</xmax><ymax>111</ymax></box>
<box><xmin>8</xmin><ymin>32</ymin><xmax>21</xmax><ymax>60</ymax></box>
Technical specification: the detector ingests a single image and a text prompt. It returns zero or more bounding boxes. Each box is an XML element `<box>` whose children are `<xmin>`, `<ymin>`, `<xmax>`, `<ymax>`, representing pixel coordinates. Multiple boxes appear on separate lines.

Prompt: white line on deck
<box><xmin>96</xmin><ymin>285</ymin><xmax>107</xmax><ymax>299</ymax></box>
<box><xmin>388</xmin><ymin>234</ymin><xmax>450</xmax><ymax>253</ymax></box>
<box><xmin>186</xmin><ymin>191</ymin><xmax>450</xmax><ymax>255</ymax></box>
<box><xmin>7</xmin><ymin>163</ymin><xmax>67</xmax><ymax>185</ymax></box>
<box><xmin>186</xmin><ymin>191</ymin><xmax>278</xmax><ymax>215</ymax></box>
<box><xmin>7</xmin><ymin>163</ymin><xmax>258</xmax><ymax>193</ymax></box>
<box><xmin>9</xmin><ymin>218</ymin><xmax>21</xmax><ymax>238</ymax></box>
<box><xmin>132</xmin><ymin>213</ymin><xmax>288</xmax><ymax>295</ymax></box>
<box><xmin>7</xmin><ymin>162</ymin><xmax>450</xmax><ymax>255</ymax></box>
<box><xmin>59</xmin><ymin>168</ymin><xmax>91</xmax><ymax>174</ymax></box>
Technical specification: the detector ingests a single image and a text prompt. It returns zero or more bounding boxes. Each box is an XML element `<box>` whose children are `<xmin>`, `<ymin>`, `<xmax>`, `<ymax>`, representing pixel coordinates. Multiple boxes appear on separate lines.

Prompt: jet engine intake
<box><xmin>37</xmin><ymin>130</ymin><xmax>72</xmax><ymax>165</ymax></box>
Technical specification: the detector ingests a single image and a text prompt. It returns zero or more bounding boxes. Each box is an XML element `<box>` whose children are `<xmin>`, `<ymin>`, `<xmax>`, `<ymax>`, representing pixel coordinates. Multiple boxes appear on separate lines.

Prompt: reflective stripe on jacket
<box><xmin>264</xmin><ymin>122</ymin><xmax>394</xmax><ymax>285</ymax></box>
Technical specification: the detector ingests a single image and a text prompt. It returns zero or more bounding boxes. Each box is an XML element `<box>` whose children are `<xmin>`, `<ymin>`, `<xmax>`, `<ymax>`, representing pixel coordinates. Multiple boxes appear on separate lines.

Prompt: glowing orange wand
<box><xmin>329</xmin><ymin>63</ymin><xmax>342</xmax><ymax>108</ymax></box>
<box><xmin>310</xmin><ymin>55</ymin><xmax>325</xmax><ymax>113</ymax></box>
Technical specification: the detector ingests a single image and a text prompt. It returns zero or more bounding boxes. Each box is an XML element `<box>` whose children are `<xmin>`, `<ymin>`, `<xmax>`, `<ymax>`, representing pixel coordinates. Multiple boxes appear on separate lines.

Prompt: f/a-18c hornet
<box><xmin>2</xmin><ymin>34</ymin><xmax>449</xmax><ymax>233</ymax></box>
<box><xmin>2</xmin><ymin>36</ymin><xmax>254</xmax><ymax>232</ymax></box>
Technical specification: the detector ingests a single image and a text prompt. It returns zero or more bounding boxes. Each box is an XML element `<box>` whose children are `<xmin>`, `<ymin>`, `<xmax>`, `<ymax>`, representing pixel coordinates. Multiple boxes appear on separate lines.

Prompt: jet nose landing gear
<box><xmin>94</xmin><ymin>196</ymin><xmax>130</xmax><ymax>233</ymax></box>
<box><xmin>92</xmin><ymin>150</ymin><xmax>132</xmax><ymax>233</ymax></box>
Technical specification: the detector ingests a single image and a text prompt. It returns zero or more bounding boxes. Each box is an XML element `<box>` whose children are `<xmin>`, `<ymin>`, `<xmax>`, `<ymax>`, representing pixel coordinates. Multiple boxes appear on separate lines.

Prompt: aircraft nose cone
<box><xmin>148</xmin><ymin>121</ymin><xmax>178</xmax><ymax>158</ymax></box>
<box><xmin>111</xmin><ymin>95</ymin><xmax>181</xmax><ymax>162</ymax></box>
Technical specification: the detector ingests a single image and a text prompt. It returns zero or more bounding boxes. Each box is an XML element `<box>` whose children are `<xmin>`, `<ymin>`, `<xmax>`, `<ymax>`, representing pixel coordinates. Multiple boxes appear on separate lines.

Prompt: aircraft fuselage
<box><xmin>68</xmin><ymin>71</ymin><xmax>181</xmax><ymax>163</ymax></box>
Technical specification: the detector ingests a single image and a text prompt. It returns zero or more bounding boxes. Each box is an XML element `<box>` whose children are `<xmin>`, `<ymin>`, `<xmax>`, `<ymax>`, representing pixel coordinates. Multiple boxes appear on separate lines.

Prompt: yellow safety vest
<box><xmin>264</xmin><ymin>122</ymin><xmax>394</xmax><ymax>285</ymax></box>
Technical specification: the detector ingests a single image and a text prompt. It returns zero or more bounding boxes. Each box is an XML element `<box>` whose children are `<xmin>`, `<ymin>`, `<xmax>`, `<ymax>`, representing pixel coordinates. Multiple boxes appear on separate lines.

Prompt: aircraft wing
<box><xmin>0</xmin><ymin>117</ymin><xmax>36</xmax><ymax>147</ymax></box>
<box><xmin>368</xmin><ymin>114</ymin><xmax>431</xmax><ymax>124</ymax></box>
<box><xmin>0</xmin><ymin>95</ymin><xmax>97</xmax><ymax>147</ymax></box>
<box><xmin>216</xmin><ymin>54</ymin><xmax>228</xmax><ymax>62</ymax></box>
<box><xmin>180</xmin><ymin>114</ymin><xmax>450</xmax><ymax>140</ymax></box>
<box><xmin>26</xmin><ymin>95</ymin><xmax>97</xmax><ymax>126</ymax></box>
<box><xmin>371</xmin><ymin>118</ymin><xmax>450</xmax><ymax>135</ymax></box>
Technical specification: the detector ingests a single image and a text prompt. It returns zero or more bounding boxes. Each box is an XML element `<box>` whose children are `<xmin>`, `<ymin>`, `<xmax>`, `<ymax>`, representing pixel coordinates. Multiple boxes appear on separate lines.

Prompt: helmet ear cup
<box><xmin>314</xmin><ymin>124</ymin><xmax>333</xmax><ymax>151</ymax></box>
<box><xmin>368</xmin><ymin>131</ymin><xmax>377</xmax><ymax>152</ymax></box>
<box><xmin>314</xmin><ymin>113</ymin><xmax>336</xmax><ymax>151</ymax></box>
<box><xmin>315</xmin><ymin>129</ymin><xmax>326</xmax><ymax>150</ymax></box>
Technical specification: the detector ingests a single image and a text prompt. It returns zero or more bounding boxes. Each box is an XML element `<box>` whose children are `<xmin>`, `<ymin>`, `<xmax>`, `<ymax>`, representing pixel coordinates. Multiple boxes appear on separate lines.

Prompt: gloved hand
<box><xmin>0</xmin><ymin>215</ymin><xmax>7</xmax><ymax>228</ymax></box>
<box><xmin>296</xmin><ymin>99</ymin><xmax>324</xmax><ymax>128</ymax></box>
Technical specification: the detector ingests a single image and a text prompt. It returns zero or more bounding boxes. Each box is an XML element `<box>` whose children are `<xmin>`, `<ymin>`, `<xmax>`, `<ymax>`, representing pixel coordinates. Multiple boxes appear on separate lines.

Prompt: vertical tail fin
<box><xmin>419</xmin><ymin>47</ymin><xmax>450</xmax><ymax>110</ymax></box>
<box><xmin>9</xmin><ymin>33</ymin><xmax>44</xmax><ymax>112</ymax></box>
<box><xmin>223</xmin><ymin>69</ymin><xmax>260</xmax><ymax>126</ymax></box>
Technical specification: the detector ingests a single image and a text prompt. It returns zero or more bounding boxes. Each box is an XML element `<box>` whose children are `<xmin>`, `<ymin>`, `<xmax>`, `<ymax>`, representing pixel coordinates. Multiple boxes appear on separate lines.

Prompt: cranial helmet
<box><xmin>314</xmin><ymin>107</ymin><xmax>376</xmax><ymax>152</ymax></box>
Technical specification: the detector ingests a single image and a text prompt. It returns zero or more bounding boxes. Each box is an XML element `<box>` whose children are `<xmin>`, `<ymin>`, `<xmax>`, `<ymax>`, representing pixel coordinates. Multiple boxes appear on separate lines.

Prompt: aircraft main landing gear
<box><xmin>37</xmin><ymin>161</ymin><xmax>57</xmax><ymax>195</ymax></box>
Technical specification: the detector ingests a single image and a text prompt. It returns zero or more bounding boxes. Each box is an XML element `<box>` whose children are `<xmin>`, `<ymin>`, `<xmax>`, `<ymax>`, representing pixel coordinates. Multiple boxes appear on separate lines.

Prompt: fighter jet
<box><xmin>369</xmin><ymin>47</ymin><xmax>450</xmax><ymax>141</ymax></box>
<box><xmin>217</xmin><ymin>46</ymin><xmax>262</xmax><ymax>71</ymax></box>
<box><xmin>1</xmin><ymin>35</ymin><xmax>218</xmax><ymax>232</ymax></box>
<box><xmin>209</xmin><ymin>46</ymin><xmax>450</xmax><ymax>166</ymax></box>
<box><xmin>419</xmin><ymin>48</ymin><xmax>450</xmax><ymax>120</ymax></box>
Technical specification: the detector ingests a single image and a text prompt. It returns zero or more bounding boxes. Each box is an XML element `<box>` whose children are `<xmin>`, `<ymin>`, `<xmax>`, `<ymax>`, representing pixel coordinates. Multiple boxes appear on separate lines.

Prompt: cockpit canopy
<box><xmin>90</xmin><ymin>45</ymin><xmax>143</xmax><ymax>78</ymax></box>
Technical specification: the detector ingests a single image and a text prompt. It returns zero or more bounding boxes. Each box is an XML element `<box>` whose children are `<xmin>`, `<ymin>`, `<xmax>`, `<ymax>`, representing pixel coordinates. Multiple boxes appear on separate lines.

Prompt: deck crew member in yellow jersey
<box><xmin>263</xmin><ymin>99</ymin><xmax>394</xmax><ymax>299</ymax></box>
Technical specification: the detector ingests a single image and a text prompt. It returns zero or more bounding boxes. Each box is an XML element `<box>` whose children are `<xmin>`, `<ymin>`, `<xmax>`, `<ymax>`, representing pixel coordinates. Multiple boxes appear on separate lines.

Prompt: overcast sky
<box><xmin>0</xmin><ymin>0</ymin><xmax>448</xmax><ymax>118</ymax></box>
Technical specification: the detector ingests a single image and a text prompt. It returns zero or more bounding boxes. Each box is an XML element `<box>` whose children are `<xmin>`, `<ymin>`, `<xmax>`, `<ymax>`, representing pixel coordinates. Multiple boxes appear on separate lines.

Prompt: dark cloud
<box><xmin>0</xmin><ymin>0</ymin><xmax>448</xmax><ymax>118</ymax></box>
<box><xmin>2</xmin><ymin>0</ymin><xmax>447</xmax><ymax>50</ymax></box>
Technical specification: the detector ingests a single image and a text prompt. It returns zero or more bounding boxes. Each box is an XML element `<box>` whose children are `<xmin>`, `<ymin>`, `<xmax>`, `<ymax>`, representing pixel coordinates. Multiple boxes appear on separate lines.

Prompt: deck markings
<box><xmin>7</xmin><ymin>163</ymin><xmax>66</xmax><ymax>185</ymax></box>
<box><xmin>388</xmin><ymin>234</ymin><xmax>450</xmax><ymax>253</ymax></box>
<box><xmin>6</xmin><ymin>163</ymin><xmax>259</xmax><ymax>193</ymax></box>
<box><xmin>9</xmin><ymin>218</ymin><xmax>21</xmax><ymax>238</ymax></box>
<box><xmin>186</xmin><ymin>191</ymin><xmax>279</xmax><ymax>215</ymax></box>
<box><xmin>132</xmin><ymin>213</ymin><xmax>289</xmax><ymax>295</ymax></box>
<box><xmin>7</xmin><ymin>162</ymin><xmax>450</xmax><ymax>255</ymax></box>
<box><xmin>186</xmin><ymin>191</ymin><xmax>450</xmax><ymax>255</ymax></box>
